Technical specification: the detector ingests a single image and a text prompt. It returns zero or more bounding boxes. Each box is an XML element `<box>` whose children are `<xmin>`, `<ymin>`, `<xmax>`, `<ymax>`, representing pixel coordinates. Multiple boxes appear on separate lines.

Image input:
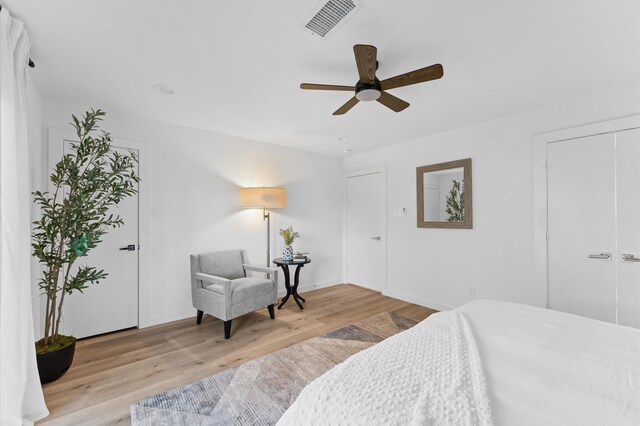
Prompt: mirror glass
<box><xmin>417</xmin><ymin>158</ymin><xmax>472</xmax><ymax>229</ymax></box>
<box><xmin>422</xmin><ymin>167</ymin><xmax>465</xmax><ymax>222</ymax></box>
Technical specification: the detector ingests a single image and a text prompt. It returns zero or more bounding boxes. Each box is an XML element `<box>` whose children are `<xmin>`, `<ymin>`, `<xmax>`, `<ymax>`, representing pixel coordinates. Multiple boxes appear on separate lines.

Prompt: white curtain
<box><xmin>0</xmin><ymin>7</ymin><xmax>49</xmax><ymax>425</ymax></box>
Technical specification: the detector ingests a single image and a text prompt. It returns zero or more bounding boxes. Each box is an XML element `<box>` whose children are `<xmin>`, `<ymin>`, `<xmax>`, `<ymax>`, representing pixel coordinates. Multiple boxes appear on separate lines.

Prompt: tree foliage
<box><xmin>445</xmin><ymin>179</ymin><xmax>465</xmax><ymax>222</ymax></box>
<box><xmin>32</xmin><ymin>109</ymin><xmax>140</xmax><ymax>348</ymax></box>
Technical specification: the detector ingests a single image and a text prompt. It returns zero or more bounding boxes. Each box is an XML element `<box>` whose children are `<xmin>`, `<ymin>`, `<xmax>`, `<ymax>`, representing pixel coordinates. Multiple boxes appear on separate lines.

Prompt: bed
<box><xmin>278</xmin><ymin>300</ymin><xmax>640</xmax><ymax>425</ymax></box>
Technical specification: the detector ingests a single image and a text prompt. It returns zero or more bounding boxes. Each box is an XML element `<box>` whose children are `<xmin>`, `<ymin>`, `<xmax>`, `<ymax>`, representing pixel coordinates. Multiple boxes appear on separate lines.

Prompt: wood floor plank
<box><xmin>37</xmin><ymin>284</ymin><xmax>435</xmax><ymax>425</ymax></box>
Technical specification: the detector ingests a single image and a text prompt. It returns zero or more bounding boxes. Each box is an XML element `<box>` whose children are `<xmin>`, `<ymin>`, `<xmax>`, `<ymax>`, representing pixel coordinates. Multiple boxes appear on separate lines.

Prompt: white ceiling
<box><xmin>6</xmin><ymin>0</ymin><xmax>640</xmax><ymax>157</ymax></box>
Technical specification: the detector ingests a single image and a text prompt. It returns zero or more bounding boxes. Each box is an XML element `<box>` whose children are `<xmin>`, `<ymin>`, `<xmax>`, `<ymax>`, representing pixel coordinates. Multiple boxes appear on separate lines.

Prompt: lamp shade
<box><xmin>240</xmin><ymin>187</ymin><xmax>286</xmax><ymax>209</ymax></box>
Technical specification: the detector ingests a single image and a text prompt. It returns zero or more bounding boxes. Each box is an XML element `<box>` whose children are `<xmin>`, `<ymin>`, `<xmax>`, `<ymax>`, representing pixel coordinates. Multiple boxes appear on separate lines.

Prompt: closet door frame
<box><xmin>533</xmin><ymin>114</ymin><xmax>640</xmax><ymax>309</ymax></box>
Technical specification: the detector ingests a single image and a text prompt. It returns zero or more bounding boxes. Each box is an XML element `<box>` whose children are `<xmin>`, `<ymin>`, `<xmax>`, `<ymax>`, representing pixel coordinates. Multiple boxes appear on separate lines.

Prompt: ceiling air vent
<box><xmin>303</xmin><ymin>0</ymin><xmax>362</xmax><ymax>39</ymax></box>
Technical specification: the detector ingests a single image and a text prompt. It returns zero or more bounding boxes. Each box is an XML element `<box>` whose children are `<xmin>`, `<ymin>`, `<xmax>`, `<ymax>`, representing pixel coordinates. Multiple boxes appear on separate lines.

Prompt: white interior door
<box><xmin>616</xmin><ymin>128</ymin><xmax>640</xmax><ymax>328</ymax></box>
<box><xmin>547</xmin><ymin>134</ymin><xmax>616</xmax><ymax>322</ymax></box>
<box><xmin>62</xmin><ymin>143</ymin><xmax>139</xmax><ymax>338</ymax></box>
<box><xmin>346</xmin><ymin>171</ymin><xmax>386</xmax><ymax>291</ymax></box>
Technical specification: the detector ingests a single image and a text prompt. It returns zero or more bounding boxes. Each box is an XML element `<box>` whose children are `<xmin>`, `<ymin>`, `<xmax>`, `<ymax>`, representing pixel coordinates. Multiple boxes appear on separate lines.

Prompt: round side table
<box><xmin>272</xmin><ymin>257</ymin><xmax>311</xmax><ymax>310</ymax></box>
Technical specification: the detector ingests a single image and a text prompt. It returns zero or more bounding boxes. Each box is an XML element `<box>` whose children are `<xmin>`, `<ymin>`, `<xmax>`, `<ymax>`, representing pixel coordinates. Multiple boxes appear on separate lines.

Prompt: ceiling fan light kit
<box><xmin>355</xmin><ymin>89</ymin><xmax>381</xmax><ymax>102</ymax></box>
<box><xmin>300</xmin><ymin>44</ymin><xmax>444</xmax><ymax>115</ymax></box>
<box><xmin>355</xmin><ymin>80</ymin><xmax>382</xmax><ymax>101</ymax></box>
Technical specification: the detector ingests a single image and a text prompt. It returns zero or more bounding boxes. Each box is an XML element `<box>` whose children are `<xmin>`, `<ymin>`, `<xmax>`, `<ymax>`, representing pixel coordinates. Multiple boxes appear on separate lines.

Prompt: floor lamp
<box><xmin>240</xmin><ymin>187</ymin><xmax>287</xmax><ymax>266</ymax></box>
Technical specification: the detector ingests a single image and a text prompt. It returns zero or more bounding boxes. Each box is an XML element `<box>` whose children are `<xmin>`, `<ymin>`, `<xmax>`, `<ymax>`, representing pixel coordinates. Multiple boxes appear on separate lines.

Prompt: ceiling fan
<box><xmin>300</xmin><ymin>44</ymin><xmax>444</xmax><ymax>115</ymax></box>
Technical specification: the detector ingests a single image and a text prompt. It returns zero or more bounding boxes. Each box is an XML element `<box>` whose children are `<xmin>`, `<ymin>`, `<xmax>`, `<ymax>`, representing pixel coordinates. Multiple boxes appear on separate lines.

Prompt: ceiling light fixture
<box><xmin>153</xmin><ymin>84</ymin><xmax>175</xmax><ymax>95</ymax></box>
<box><xmin>337</xmin><ymin>136</ymin><xmax>349</xmax><ymax>142</ymax></box>
<box><xmin>344</xmin><ymin>148</ymin><xmax>354</xmax><ymax>153</ymax></box>
<box><xmin>355</xmin><ymin>88</ymin><xmax>381</xmax><ymax>102</ymax></box>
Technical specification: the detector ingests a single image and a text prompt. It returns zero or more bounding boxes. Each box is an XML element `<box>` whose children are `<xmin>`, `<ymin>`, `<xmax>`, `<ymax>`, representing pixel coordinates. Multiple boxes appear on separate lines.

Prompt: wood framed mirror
<box><xmin>417</xmin><ymin>158</ymin><xmax>472</xmax><ymax>229</ymax></box>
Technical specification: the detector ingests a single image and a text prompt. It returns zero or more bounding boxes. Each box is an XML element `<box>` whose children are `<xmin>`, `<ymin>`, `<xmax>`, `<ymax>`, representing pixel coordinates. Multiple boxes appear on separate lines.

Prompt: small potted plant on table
<box><xmin>279</xmin><ymin>226</ymin><xmax>300</xmax><ymax>261</ymax></box>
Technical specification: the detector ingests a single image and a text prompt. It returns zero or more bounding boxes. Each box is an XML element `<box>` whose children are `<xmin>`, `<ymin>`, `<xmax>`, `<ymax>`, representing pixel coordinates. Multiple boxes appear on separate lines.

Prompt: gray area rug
<box><xmin>131</xmin><ymin>312</ymin><xmax>418</xmax><ymax>425</ymax></box>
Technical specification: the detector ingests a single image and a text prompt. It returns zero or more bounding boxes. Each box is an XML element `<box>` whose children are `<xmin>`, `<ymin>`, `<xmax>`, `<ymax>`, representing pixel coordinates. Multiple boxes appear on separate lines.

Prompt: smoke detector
<box><xmin>302</xmin><ymin>0</ymin><xmax>363</xmax><ymax>39</ymax></box>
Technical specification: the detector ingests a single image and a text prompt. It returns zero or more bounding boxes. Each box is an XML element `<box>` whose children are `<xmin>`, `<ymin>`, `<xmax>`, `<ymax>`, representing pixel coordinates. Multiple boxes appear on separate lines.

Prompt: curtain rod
<box><xmin>0</xmin><ymin>5</ymin><xmax>36</xmax><ymax>68</ymax></box>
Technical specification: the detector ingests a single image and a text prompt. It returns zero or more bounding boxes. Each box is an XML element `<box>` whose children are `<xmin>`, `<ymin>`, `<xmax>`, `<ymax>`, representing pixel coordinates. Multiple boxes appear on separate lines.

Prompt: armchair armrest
<box><xmin>195</xmin><ymin>272</ymin><xmax>232</xmax><ymax>290</ymax></box>
<box><xmin>243</xmin><ymin>265</ymin><xmax>278</xmax><ymax>285</ymax></box>
<box><xmin>243</xmin><ymin>264</ymin><xmax>278</xmax><ymax>275</ymax></box>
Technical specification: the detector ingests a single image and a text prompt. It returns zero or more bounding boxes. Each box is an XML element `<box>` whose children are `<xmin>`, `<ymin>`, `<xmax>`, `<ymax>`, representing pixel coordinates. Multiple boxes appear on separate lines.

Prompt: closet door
<box><xmin>346</xmin><ymin>170</ymin><xmax>386</xmax><ymax>291</ymax></box>
<box><xmin>616</xmin><ymin>128</ymin><xmax>640</xmax><ymax>328</ymax></box>
<box><xmin>547</xmin><ymin>134</ymin><xmax>616</xmax><ymax>323</ymax></box>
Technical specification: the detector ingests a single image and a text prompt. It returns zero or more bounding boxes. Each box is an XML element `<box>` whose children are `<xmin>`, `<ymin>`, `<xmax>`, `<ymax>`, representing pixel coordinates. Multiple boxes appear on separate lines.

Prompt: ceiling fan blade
<box><xmin>300</xmin><ymin>83</ymin><xmax>355</xmax><ymax>91</ymax></box>
<box><xmin>353</xmin><ymin>44</ymin><xmax>377</xmax><ymax>84</ymax></box>
<box><xmin>333</xmin><ymin>97</ymin><xmax>360</xmax><ymax>115</ymax></box>
<box><xmin>376</xmin><ymin>91</ymin><xmax>410</xmax><ymax>112</ymax></box>
<box><xmin>380</xmin><ymin>63</ymin><xmax>444</xmax><ymax>91</ymax></box>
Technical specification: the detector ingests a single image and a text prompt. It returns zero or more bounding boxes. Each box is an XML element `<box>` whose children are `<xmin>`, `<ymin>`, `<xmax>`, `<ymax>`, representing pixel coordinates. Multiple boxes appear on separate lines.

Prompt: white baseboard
<box><xmin>279</xmin><ymin>279</ymin><xmax>342</xmax><ymax>297</ymax></box>
<box><xmin>382</xmin><ymin>289</ymin><xmax>455</xmax><ymax>312</ymax></box>
<box><xmin>141</xmin><ymin>308</ymin><xmax>194</xmax><ymax>328</ymax></box>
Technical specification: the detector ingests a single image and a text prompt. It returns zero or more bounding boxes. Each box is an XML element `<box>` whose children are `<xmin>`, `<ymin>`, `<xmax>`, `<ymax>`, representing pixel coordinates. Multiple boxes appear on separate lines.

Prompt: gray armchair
<box><xmin>190</xmin><ymin>249</ymin><xmax>278</xmax><ymax>339</ymax></box>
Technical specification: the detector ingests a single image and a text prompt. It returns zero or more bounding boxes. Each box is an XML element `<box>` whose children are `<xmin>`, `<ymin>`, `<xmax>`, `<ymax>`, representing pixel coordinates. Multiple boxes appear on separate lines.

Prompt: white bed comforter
<box><xmin>458</xmin><ymin>300</ymin><xmax>640</xmax><ymax>425</ymax></box>
<box><xmin>277</xmin><ymin>311</ymin><xmax>493</xmax><ymax>426</ymax></box>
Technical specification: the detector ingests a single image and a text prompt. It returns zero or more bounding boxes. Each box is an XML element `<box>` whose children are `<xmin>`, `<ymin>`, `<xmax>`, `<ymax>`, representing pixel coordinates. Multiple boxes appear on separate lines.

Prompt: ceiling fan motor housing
<box><xmin>355</xmin><ymin>79</ymin><xmax>382</xmax><ymax>101</ymax></box>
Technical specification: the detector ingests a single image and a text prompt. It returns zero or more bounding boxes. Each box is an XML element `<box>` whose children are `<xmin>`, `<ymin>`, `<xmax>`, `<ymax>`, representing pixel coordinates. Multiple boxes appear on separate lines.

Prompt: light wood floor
<box><xmin>38</xmin><ymin>284</ymin><xmax>436</xmax><ymax>425</ymax></box>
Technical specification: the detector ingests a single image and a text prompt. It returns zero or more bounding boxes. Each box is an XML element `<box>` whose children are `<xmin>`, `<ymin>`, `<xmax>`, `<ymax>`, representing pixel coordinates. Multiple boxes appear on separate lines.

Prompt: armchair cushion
<box><xmin>199</xmin><ymin>249</ymin><xmax>245</xmax><ymax>280</ymax></box>
<box><xmin>231</xmin><ymin>277</ymin><xmax>274</xmax><ymax>301</ymax></box>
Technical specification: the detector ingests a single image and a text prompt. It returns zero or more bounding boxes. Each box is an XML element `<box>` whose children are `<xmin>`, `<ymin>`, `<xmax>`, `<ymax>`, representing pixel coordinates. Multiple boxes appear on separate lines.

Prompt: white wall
<box><xmin>40</xmin><ymin>99</ymin><xmax>343</xmax><ymax>328</ymax></box>
<box><xmin>344</xmin><ymin>82</ymin><xmax>640</xmax><ymax>311</ymax></box>
<box><xmin>34</xmin><ymin>80</ymin><xmax>640</xmax><ymax>328</ymax></box>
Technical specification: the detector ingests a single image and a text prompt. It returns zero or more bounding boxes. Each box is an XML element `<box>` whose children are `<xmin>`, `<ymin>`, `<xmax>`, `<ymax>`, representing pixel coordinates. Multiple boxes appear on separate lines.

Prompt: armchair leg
<box><xmin>224</xmin><ymin>320</ymin><xmax>232</xmax><ymax>339</ymax></box>
<box><xmin>196</xmin><ymin>310</ymin><xmax>204</xmax><ymax>325</ymax></box>
<box><xmin>268</xmin><ymin>304</ymin><xmax>275</xmax><ymax>319</ymax></box>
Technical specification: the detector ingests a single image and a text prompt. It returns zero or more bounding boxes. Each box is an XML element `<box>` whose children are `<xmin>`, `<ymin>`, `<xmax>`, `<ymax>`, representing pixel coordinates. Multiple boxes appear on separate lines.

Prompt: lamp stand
<box><xmin>263</xmin><ymin>207</ymin><xmax>270</xmax><ymax>267</ymax></box>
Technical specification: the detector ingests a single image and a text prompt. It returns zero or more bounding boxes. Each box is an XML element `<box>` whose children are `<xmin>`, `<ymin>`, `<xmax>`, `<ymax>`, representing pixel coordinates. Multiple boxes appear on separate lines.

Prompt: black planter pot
<box><xmin>36</xmin><ymin>341</ymin><xmax>76</xmax><ymax>384</ymax></box>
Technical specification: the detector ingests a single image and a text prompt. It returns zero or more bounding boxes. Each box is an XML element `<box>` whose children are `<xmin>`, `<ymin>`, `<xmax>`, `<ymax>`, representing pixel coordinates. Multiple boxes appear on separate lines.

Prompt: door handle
<box><xmin>588</xmin><ymin>253</ymin><xmax>611</xmax><ymax>260</ymax></box>
<box><xmin>622</xmin><ymin>254</ymin><xmax>640</xmax><ymax>262</ymax></box>
<box><xmin>371</xmin><ymin>236</ymin><xmax>381</xmax><ymax>241</ymax></box>
<box><xmin>119</xmin><ymin>244</ymin><xmax>136</xmax><ymax>251</ymax></box>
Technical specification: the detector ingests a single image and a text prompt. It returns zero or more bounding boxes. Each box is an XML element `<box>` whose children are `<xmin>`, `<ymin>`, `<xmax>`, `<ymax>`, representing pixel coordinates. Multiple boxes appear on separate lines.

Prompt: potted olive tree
<box><xmin>32</xmin><ymin>109</ymin><xmax>140</xmax><ymax>383</ymax></box>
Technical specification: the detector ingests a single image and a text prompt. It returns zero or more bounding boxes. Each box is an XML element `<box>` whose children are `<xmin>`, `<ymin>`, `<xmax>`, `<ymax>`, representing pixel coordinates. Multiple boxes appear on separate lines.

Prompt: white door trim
<box><xmin>343</xmin><ymin>166</ymin><xmax>387</xmax><ymax>290</ymax></box>
<box><xmin>532</xmin><ymin>114</ymin><xmax>640</xmax><ymax>308</ymax></box>
<box><xmin>47</xmin><ymin>128</ymin><xmax>152</xmax><ymax>329</ymax></box>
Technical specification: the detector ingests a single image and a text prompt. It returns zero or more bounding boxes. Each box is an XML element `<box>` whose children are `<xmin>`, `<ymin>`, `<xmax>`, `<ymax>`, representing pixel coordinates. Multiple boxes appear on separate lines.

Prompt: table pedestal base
<box><xmin>276</xmin><ymin>262</ymin><xmax>307</xmax><ymax>310</ymax></box>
